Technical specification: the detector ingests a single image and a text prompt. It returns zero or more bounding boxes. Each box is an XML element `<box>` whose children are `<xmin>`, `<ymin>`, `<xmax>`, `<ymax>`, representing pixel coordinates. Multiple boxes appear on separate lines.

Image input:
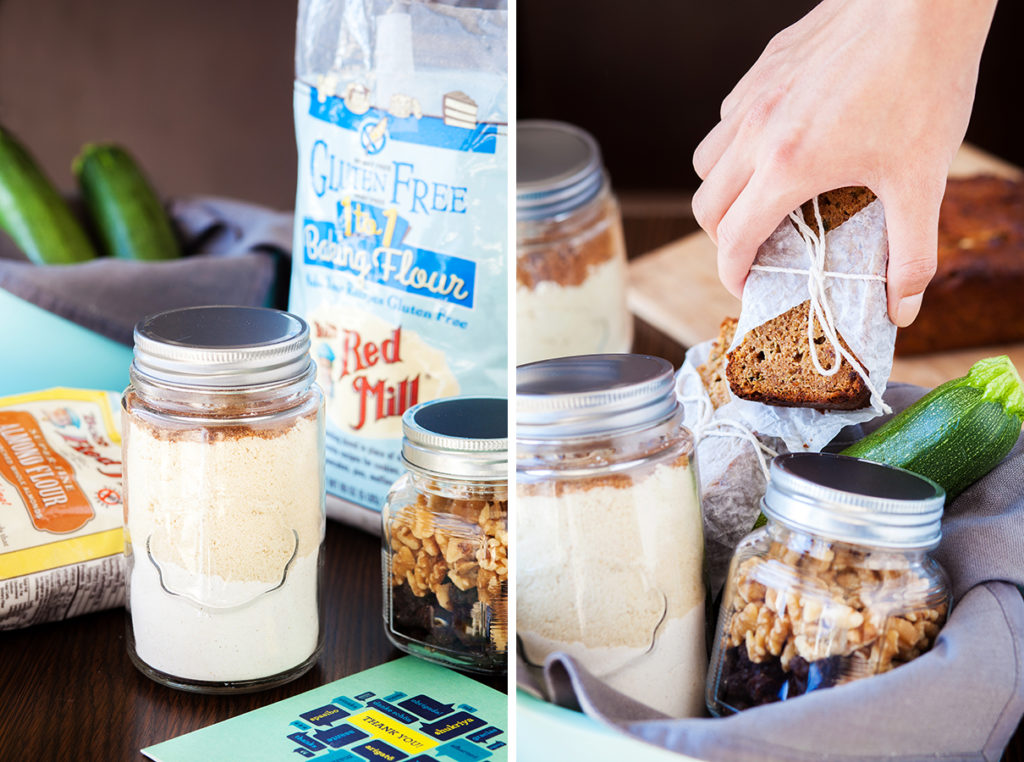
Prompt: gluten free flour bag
<box><xmin>0</xmin><ymin>388</ymin><xmax>124</xmax><ymax>629</ymax></box>
<box><xmin>291</xmin><ymin>0</ymin><xmax>508</xmax><ymax>528</ymax></box>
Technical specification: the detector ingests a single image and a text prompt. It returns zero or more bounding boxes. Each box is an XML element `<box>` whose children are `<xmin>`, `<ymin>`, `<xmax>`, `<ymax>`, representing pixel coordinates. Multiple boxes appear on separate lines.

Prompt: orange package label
<box><xmin>0</xmin><ymin>411</ymin><xmax>94</xmax><ymax>534</ymax></box>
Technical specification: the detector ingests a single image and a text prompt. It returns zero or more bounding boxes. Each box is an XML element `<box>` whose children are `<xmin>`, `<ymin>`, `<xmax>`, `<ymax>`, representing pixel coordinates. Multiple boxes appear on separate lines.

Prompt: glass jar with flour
<box><xmin>516</xmin><ymin>354</ymin><xmax>706</xmax><ymax>717</ymax></box>
<box><xmin>122</xmin><ymin>306</ymin><xmax>325</xmax><ymax>693</ymax></box>
<box><xmin>517</xmin><ymin>121</ymin><xmax>632</xmax><ymax>364</ymax></box>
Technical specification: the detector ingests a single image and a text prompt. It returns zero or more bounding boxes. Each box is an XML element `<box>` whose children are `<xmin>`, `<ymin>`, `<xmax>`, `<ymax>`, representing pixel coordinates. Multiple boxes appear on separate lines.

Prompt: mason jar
<box><xmin>382</xmin><ymin>396</ymin><xmax>508</xmax><ymax>674</ymax></box>
<box><xmin>122</xmin><ymin>306</ymin><xmax>325</xmax><ymax>693</ymax></box>
<box><xmin>516</xmin><ymin>354</ymin><xmax>706</xmax><ymax>718</ymax></box>
<box><xmin>707</xmin><ymin>452</ymin><xmax>950</xmax><ymax>715</ymax></box>
<box><xmin>516</xmin><ymin>120</ymin><xmax>632</xmax><ymax>364</ymax></box>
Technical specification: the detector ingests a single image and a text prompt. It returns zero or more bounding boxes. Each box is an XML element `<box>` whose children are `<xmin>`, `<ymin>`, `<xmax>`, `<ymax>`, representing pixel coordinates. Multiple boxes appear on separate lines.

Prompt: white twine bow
<box><xmin>750</xmin><ymin>196</ymin><xmax>891</xmax><ymax>415</ymax></box>
<box><xmin>681</xmin><ymin>386</ymin><xmax>778</xmax><ymax>483</ymax></box>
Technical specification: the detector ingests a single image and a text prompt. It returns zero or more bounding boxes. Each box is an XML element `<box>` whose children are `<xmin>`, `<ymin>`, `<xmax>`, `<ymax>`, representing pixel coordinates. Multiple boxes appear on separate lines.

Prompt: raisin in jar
<box><xmin>707</xmin><ymin>452</ymin><xmax>950</xmax><ymax>715</ymax></box>
<box><xmin>382</xmin><ymin>396</ymin><xmax>507</xmax><ymax>674</ymax></box>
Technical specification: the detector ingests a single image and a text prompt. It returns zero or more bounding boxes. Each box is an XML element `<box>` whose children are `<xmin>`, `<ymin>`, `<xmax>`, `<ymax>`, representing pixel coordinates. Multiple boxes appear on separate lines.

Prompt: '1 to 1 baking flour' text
<box><xmin>289</xmin><ymin>0</ymin><xmax>508</xmax><ymax>529</ymax></box>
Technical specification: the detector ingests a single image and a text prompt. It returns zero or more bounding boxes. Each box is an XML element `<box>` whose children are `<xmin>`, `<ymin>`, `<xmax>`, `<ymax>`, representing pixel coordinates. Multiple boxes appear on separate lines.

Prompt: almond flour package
<box><xmin>0</xmin><ymin>388</ymin><xmax>125</xmax><ymax>629</ymax></box>
<box><xmin>289</xmin><ymin>0</ymin><xmax>508</xmax><ymax>529</ymax></box>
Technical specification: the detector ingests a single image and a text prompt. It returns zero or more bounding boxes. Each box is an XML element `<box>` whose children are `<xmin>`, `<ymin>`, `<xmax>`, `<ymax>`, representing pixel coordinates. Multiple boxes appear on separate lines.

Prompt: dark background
<box><xmin>2</xmin><ymin>1</ymin><xmax>1019</xmax><ymax>215</ymax></box>
<box><xmin>0</xmin><ymin>0</ymin><xmax>298</xmax><ymax>210</ymax></box>
<box><xmin>518</xmin><ymin>0</ymin><xmax>1024</xmax><ymax>194</ymax></box>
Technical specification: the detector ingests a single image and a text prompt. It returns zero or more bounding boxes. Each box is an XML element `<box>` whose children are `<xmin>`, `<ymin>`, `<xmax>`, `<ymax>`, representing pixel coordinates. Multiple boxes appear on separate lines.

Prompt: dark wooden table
<box><xmin>0</xmin><ymin>520</ymin><xmax>505</xmax><ymax>759</ymax></box>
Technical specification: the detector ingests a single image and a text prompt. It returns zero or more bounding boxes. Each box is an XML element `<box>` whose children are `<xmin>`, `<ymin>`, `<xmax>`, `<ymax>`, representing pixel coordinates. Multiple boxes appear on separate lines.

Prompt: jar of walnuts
<box><xmin>707</xmin><ymin>453</ymin><xmax>950</xmax><ymax>715</ymax></box>
<box><xmin>382</xmin><ymin>396</ymin><xmax>507</xmax><ymax>674</ymax></box>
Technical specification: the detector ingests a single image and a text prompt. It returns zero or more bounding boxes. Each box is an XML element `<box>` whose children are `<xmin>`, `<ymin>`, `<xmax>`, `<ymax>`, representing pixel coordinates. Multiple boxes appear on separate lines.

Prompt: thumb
<box><xmin>878</xmin><ymin>179</ymin><xmax>944</xmax><ymax>327</ymax></box>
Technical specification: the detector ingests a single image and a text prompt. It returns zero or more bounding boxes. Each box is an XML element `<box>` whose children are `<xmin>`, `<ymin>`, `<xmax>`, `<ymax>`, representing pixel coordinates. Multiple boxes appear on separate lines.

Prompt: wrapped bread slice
<box><xmin>726</xmin><ymin>187</ymin><xmax>879</xmax><ymax>411</ymax></box>
<box><xmin>676</xmin><ymin>187</ymin><xmax>895</xmax><ymax>588</ymax></box>
<box><xmin>726</xmin><ymin>299</ymin><xmax>870</xmax><ymax>410</ymax></box>
<box><xmin>721</xmin><ymin>185</ymin><xmax>894</xmax><ymax>451</ymax></box>
<box><xmin>697</xmin><ymin>316</ymin><xmax>736</xmax><ymax>410</ymax></box>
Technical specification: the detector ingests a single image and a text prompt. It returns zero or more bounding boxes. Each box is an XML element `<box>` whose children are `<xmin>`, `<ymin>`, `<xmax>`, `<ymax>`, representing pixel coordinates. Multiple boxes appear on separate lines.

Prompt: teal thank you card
<box><xmin>142</xmin><ymin>657</ymin><xmax>507</xmax><ymax>761</ymax></box>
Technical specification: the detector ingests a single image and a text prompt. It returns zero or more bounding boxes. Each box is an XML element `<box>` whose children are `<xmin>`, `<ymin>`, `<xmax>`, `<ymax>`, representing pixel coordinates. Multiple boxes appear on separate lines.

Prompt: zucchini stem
<box><xmin>967</xmin><ymin>355</ymin><xmax>1024</xmax><ymax>420</ymax></box>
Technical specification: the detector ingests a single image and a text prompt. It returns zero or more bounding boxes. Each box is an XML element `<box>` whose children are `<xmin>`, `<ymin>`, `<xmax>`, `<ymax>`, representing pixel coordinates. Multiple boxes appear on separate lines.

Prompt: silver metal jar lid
<box><xmin>402</xmin><ymin>396</ymin><xmax>507</xmax><ymax>480</ymax></box>
<box><xmin>516</xmin><ymin>354</ymin><xmax>678</xmax><ymax>439</ymax></box>
<box><xmin>132</xmin><ymin>306</ymin><xmax>313</xmax><ymax>388</ymax></box>
<box><xmin>763</xmin><ymin>453</ymin><xmax>946</xmax><ymax>549</ymax></box>
<box><xmin>517</xmin><ymin>120</ymin><xmax>606</xmax><ymax>221</ymax></box>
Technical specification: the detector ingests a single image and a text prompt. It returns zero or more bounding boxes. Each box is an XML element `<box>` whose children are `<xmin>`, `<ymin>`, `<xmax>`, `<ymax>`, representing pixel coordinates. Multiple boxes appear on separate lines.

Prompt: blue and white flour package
<box><xmin>290</xmin><ymin>0</ymin><xmax>508</xmax><ymax>530</ymax></box>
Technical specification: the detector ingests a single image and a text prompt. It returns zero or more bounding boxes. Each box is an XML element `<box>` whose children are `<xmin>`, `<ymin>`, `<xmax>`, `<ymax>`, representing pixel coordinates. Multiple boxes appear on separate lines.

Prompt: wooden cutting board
<box><xmin>627</xmin><ymin>143</ymin><xmax>1024</xmax><ymax>387</ymax></box>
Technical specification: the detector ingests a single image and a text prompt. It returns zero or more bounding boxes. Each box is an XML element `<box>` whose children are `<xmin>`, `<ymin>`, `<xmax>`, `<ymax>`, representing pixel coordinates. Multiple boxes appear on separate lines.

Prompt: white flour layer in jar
<box><xmin>517</xmin><ymin>459</ymin><xmax>706</xmax><ymax>717</ymax></box>
<box><xmin>125</xmin><ymin>414</ymin><xmax>323</xmax><ymax>682</ymax></box>
<box><xmin>516</xmin><ymin>256</ymin><xmax>632</xmax><ymax>365</ymax></box>
<box><xmin>520</xmin><ymin>604</ymin><xmax>706</xmax><ymax>718</ymax></box>
<box><xmin>129</xmin><ymin>550</ymin><xmax>320</xmax><ymax>681</ymax></box>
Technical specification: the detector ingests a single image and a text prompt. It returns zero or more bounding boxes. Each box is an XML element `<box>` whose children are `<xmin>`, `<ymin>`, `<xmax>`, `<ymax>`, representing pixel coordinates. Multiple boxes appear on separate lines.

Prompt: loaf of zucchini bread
<box><xmin>896</xmin><ymin>175</ymin><xmax>1024</xmax><ymax>354</ymax></box>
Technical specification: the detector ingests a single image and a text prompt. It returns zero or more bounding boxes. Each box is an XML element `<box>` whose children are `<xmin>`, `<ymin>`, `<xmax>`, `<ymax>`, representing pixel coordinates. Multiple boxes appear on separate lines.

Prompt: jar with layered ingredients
<box><xmin>517</xmin><ymin>121</ymin><xmax>632</xmax><ymax>364</ymax></box>
<box><xmin>707</xmin><ymin>453</ymin><xmax>950</xmax><ymax>715</ymax></box>
<box><xmin>516</xmin><ymin>354</ymin><xmax>705</xmax><ymax>717</ymax></box>
<box><xmin>382</xmin><ymin>396</ymin><xmax>508</xmax><ymax>674</ymax></box>
<box><xmin>122</xmin><ymin>306</ymin><xmax>325</xmax><ymax>693</ymax></box>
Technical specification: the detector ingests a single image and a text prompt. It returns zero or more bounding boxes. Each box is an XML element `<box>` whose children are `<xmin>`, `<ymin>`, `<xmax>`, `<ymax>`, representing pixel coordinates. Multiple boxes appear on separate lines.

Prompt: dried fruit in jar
<box><xmin>716</xmin><ymin>540</ymin><xmax>947</xmax><ymax>711</ymax></box>
<box><xmin>388</xmin><ymin>489</ymin><xmax>508</xmax><ymax>659</ymax></box>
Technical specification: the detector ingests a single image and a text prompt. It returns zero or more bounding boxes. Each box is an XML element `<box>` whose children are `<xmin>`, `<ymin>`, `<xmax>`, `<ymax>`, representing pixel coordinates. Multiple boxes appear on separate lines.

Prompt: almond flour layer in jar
<box><xmin>517</xmin><ymin>121</ymin><xmax>632</xmax><ymax>364</ymax></box>
<box><xmin>122</xmin><ymin>306</ymin><xmax>325</xmax><ymax>693</ymax></box>
<box><xmin>516</xmin><ymin>354</ymin><xmax>706</xmax><ymax>717</ymax></box>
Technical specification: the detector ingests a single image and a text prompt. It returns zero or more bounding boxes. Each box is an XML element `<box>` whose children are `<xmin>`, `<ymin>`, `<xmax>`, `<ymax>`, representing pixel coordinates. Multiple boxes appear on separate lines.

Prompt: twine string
<box><xmin>748</xmin><ymin>197</ymin><xmax>891</xmax><ymax>414</ymax></box>
<box><xmin>680</xmin><ymin>387</ymin><xmax>778</xmax><ymax>483</ymax></box>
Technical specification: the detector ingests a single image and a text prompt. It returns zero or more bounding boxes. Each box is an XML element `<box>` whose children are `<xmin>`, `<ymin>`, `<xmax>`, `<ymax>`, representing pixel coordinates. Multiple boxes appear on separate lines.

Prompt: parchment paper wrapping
<box><xmin>677</xmin><ymin>198</ymin><xmax>895</xmax><ymax>591</ymax></box>
<box><xmin>677</xmin><ymin>340</ymin><xmax>786</xmax><ymax>593</ymax></box>
<box><xmin>727</xmin><ymin>199</ymin><xmax>895</xmax><ymax>452</ymax></box>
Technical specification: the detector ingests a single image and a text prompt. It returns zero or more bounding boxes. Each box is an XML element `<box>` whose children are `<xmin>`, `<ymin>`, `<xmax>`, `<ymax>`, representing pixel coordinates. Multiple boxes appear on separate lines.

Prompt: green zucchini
<box><xmin>73</xmin><ymin>143</ymin><xmax>181</xmax><ymax>261</ymax></box>
<box><xmin>841</xmin><ymin>355</ymin><xmax>1024</xmax><ymax>501</ymax></box>
<box><xmin>0</xmin><ymin>125</ymin><xmax>98</xmax><ymax>264</ymax></box>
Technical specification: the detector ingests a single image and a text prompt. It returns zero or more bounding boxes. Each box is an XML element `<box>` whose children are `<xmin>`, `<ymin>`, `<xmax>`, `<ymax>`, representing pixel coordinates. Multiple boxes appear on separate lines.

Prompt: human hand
<box><xmin>692</xmin><ymin>0</ymin><xmax>997</xmax><ymax>327</ymax></box>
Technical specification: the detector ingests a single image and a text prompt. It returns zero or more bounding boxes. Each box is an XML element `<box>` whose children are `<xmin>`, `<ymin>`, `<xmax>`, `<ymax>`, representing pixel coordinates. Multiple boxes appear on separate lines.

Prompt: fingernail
<box><xmin>895</xmin><ymin>293</ymin><xmax>923</xmax><ymax>327</ymax></box>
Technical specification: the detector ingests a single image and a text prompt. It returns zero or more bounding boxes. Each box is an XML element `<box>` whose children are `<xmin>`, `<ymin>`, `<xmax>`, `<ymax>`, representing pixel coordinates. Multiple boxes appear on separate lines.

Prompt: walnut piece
<box><xmin>725</xmin><ymin>537</ymin><xmax>947</xmax><ymax>678</ymax></box>
<box><xmin>389</xmin><ymin>487</ymin><xmax>508</xmax><ymax>653</ymax></box>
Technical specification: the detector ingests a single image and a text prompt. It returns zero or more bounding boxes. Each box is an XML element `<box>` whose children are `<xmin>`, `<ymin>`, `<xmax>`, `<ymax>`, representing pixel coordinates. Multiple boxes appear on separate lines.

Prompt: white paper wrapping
<box><xmin>726</xmin><ymin>199</ymin><xmax>895</xmax><ymax>451</ymax></box>
<box><xmin>676</xmin><ymin>197</ymin><xmax>895</xmax><ymax>590</ymax></box>
<box><xmin>676</xmin><ymin>339</ymin><xmax>786</xmax><ymax>592</ymax></box>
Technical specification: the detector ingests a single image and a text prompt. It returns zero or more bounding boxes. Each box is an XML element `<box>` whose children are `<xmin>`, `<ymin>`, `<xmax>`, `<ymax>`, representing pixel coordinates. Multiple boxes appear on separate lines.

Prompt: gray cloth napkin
<box><xmin>0</xmin><ymin>196</ymin><xmax>294</xmax><ymax>346</ymax></box>
<box><xmin>522</xmin><ymin>383</ymin><xmax>1024</xmax><ymax>761</ymax></box>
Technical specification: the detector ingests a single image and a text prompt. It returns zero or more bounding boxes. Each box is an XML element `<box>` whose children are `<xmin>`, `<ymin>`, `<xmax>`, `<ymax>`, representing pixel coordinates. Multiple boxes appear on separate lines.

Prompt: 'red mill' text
<box><xmin>338</xmin><ymin>327</ymin><xmax>419</xmax><ymax>430</ymax></box>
